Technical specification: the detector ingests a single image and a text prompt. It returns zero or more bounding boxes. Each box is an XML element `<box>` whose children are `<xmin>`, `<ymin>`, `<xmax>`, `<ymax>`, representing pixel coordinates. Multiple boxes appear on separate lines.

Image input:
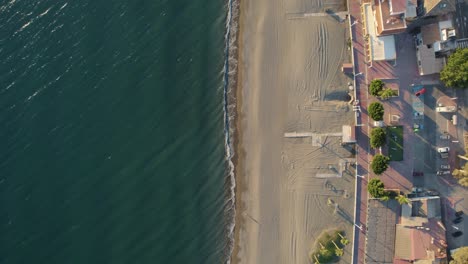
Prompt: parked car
<box><xmin>455</xmin><ymin>210</ymin><xmax>464</xmax><ymax>217</ymax></box>
<box><xmin>426</xmin><ymin>190</ymin><xmax>439</xmax><ymax>196</ymax></box>
<box><xmin>453</xmin><ymin>217</ymin><xmax>463</xmax><ymax>224</ymax></box>
<box><xmin>438</xmin><ymin>147</ymin><xmax>450</xmax><ymax>158</ymax></box>
<box><xmin>415</xmin><ymin>88</ymin><xmax>426</xmax><ymax>97</ymax></box>
<box><xmin>441</xmin><ymin>164</ymin><xmax>450</xmax><ymax>170</ymax></box>
<box><xmin>452</xmin><ymin>231</ymin><xmax>463</xmax><ymax>237</ymax></box>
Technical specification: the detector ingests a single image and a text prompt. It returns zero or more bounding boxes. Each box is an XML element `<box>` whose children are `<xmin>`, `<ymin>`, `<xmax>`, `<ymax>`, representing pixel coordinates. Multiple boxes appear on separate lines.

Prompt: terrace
<box><xmin>375</xmin><ymin>0</ymin><xmax>407</xmax><ymax>36</ymax></box>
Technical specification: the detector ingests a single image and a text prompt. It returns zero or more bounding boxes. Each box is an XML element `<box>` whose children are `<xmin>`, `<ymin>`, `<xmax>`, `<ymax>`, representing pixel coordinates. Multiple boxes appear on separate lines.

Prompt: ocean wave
<box><xmin>222</xmin><ymin>0</ymin><xmax>239</xmax><ymax>263</ymax></box>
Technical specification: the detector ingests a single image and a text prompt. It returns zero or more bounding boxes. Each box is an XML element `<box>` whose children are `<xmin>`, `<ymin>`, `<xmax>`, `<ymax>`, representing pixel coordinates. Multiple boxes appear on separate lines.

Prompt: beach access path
<box><xmin>348</xmin><ymin>1</ymin><xmax>418</xmax><ymax>263</ymax></box>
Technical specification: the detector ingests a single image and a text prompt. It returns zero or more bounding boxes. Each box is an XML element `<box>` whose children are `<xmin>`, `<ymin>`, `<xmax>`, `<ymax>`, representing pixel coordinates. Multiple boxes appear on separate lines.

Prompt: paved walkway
<box><xmin>348</xmin><ymin>1</ymin><xmax>418</xmax><ymax>263</ymax></box>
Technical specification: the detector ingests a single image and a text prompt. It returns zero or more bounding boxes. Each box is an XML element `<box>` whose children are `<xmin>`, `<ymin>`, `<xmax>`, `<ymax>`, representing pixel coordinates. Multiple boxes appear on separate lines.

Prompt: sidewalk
<box><xmin>349</xmin><ymin>1</ymin><xmax>417</xmax><ymax>263</ymax></box>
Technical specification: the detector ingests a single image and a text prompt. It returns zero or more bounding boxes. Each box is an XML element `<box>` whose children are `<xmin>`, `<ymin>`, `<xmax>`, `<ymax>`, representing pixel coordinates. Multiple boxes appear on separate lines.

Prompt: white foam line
<box><xmin>223</xmin><ymin>0</ymin><xmax>239</xmax><ymax>263</ymax></box>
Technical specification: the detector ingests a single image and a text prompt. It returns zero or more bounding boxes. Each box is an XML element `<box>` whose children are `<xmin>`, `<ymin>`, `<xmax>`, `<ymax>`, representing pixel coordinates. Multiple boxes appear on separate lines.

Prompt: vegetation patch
<box><xmin>440</xmin><ymin>48</ymin><xmax>468</xmax><ymax>88</ymax></box>
<box><xmin>367</xmin><ymin>178</ymin><xmax>388</xmax><ymax>199</ymax></box>
<box><xmin>369</xmin><ymin>79</ymin><xmax>385</xmax><ymax>96</ymax></box>
<box><xmin>310</xmin><ymin>229</ymin><xmax>349</xmax><ymax>263</ymax></box>
<box><xmin>368</xmin><ymin>102</ymin><xmax>384</xmax><ymax>121</ymax></box>
<box><xmin>380</xmin><ymin>88</ymin><xmax>398</xmax><ymax>100</ymax></box>
<box><xmin>370</xmin><ymin>127</ymin><xmax>386</xmax><ymax>149</ymax></box>
<box><xmin>452</xmin><ymin>163</ymin><xmax>468</xmax><ymax>187</ymax></box>
<box><xmin>371</xmin><ymin>154</ymin><xmax>390</xmax><ymax>175</ymax></box>
<box><xmin>387</xmin><ymin>126</ymin><xmax>403</xmax><ymax>161</ymax></box>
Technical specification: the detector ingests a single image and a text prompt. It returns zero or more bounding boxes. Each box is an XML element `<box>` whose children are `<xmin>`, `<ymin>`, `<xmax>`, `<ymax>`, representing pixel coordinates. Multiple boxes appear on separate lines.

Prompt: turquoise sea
<box><xmin>0</xmin><ymin>0</ymin><xmax>236</xmax><ymax>263</ymax></box>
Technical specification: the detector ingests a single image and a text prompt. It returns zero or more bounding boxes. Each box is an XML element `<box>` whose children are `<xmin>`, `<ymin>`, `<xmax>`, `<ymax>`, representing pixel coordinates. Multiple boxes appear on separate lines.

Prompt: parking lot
<box><xmin>410</xmin><ymin>84</ymin><xmax>468</xmax><ymax>249</ymax></box>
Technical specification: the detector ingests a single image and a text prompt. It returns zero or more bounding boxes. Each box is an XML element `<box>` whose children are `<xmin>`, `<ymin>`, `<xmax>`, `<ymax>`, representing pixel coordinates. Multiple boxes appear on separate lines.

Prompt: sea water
<box><xmin>0</xmin><ymin>0</ymin><xmax>236</xmax><ymax>263</ymax></box>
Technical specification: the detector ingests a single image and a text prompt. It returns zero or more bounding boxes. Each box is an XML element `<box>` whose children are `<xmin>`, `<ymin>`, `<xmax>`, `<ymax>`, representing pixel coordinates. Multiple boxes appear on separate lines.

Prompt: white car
<box><xmin>437</xmin><ymin>147</ymin><xmax>450</xmax><ymax>153</ymax></box>
<box><xmin>438</xmin><ymin>147</ymin><xmax>450</xmax><ymax>159</ymax></box>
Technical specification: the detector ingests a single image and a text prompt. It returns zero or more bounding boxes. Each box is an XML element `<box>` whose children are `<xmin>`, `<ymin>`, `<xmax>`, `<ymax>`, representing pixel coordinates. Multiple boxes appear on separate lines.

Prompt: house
<box><xmin>415</xmin><ymin>19</ymin><xmax>456</xmax><ymax>75</ymax></box>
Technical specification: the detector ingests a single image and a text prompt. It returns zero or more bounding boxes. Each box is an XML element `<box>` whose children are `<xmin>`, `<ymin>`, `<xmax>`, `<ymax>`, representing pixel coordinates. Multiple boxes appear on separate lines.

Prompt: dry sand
<box><xmin>232</xmin><ymin>0</ymin><xmax>355</xmax><ymax>263</ymax></box>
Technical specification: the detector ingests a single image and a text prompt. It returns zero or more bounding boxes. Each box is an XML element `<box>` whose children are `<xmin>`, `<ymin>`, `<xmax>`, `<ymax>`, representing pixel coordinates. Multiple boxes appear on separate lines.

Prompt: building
<box><xmin>363</xmin><ymin>3</ymin><xmax>397</xmax><ymax>62</ymax></box>
<box><xmin>375</xmin><ymin>0</ymin><xmax>408</xmax><ymax>36</ymax></box>
<box><xmin>365</xmin><ymin>197</ymin><xmax>447</xmax><ymax>264</ymax></box>
<box><xmin>415</xmin><ymin>19</ymin><xmax>456</xmax><ymax>75</ymax></box>
<box><xmin>394</xmin><ymin>197</ymin><xmax>448</xmax><ymax>263</ymax></box>
<box><xmin>342</xmin><ymin>125</ymin><xmax>356</xmax><ymax>144</ymax></box>
<box><xmin>421</xmin><ymin>0</ymin><xmax>456</xmax><ymax>17</ymax></box>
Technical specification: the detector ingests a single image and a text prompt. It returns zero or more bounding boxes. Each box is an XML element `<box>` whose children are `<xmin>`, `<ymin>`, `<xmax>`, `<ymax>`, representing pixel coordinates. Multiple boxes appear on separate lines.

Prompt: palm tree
<box><xmin>380</xmin><ymin>195</ymin><xmax>390</xmax><ymax>201</ymax></box>
<box><xmin>337</xmin><ymin>232</ymin><xmax>349</xmax><ymax>246</ymax></box>
<box><xmin>397</xmin><ymin>194</ymin><xmax>410</xmax><ymax>205</ymax></box>
<box><xmin>380</xmin><ymin>88</ymin><xmax>397</xmax><ymax>100</ymax></box>
<box><xmin>331</xmin><ymin>240</ymin><xmax>344</xmax><ymax>257</ymax></box>
<box><xmin>335</xmin><ymin>247</ymin><xmax>344</xmax><ymax>257</ymax></box>
<box><xmin>313</xmin><ymin>254</ymin><xmax>320</xmax><ymax>264</ymax></box>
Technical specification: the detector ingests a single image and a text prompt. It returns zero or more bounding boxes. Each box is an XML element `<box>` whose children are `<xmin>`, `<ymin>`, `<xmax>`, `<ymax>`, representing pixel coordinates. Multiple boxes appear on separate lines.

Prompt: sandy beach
<box><xmin>232</xmin><ymin>0</ymin><xmax>355</xmax><ymax>263</ymax></box>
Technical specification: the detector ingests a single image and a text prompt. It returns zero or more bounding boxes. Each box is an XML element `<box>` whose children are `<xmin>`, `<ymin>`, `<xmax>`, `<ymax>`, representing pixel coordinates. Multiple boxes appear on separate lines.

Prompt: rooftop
<box><xmin>406</xmin><ymin>0</ymin><xmax>418</xmax><ymax>18</ymax></box>
<box><xmin>390</xmin><ymin>0</ymin><xmax>407</xmax><ymax>14</ymax></box>
<box><xmin>395</xmin><ymin>197</ymin><xmax>447</xmax><ymax>262</ymax></box>
<box><xmin>416</xmin><ymin>44</ymin><xmax>445</xmax><ymax>75</ymax></box>
<box><xmin>394</xmin><ymin>218</ymin><xmax>447</xmax><ymax>261</ymax></box>
<box><xmin>421</xmin><ymin>23</ymin><xmax>440</xmax><ymax>45</ymax></box>
<box><xmin>365</xmin><ymin>199</ymin><xmax>400</xmax><ymax>264</ymax></box>
<box><xmin>364</xmin><ymin>3</ymin><xmax>397</xmax><ymax>61</ymax></box>
<box><xmin>375</xmin><ymin>0</ymin><xmax>407</xmax><ymax>36</ymax></box>
<box><xmin>423</xmin><ymin>0</ymin><xmax>456</xmax><ymax>16</ymax></box>
<box><xmin>342</xmin><ymin>125</ymin><xmax>356</xmax><ymax>143</ymax></box>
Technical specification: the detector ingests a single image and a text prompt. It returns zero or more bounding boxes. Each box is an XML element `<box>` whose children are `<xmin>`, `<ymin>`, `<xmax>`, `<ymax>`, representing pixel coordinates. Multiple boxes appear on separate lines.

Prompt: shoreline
<box><xmin>225</xmin><ymin>0</ymin><xmax>243</xmax><ymax>263</ymax></box>
<box><xmin>229</xmin><ymin>0</ymin><xmax>244</xmax><ymax>261</ymax></box>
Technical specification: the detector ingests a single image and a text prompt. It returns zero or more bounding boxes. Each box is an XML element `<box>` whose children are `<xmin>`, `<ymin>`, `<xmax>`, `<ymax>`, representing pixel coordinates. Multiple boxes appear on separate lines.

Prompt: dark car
<box><xmin>415</xmin><ymin>88</ymin><xmax>426</xmax><ymax>97</ymax></box>
<box><xmin>426</xmin><ymin>190</ymin><xmax>439</xmax><ymax>196</ymax></box>
<box><xmin>453</xmin><ymin>217</ymin><xmax>463</xmax><ymax>224</ymax></box>
<box><xmin>452</xmin><ymin>231</ymin><xmax>463</xmax><ymax>237</ymax></box>
<box><xmin>455</xmin><ymin>210</ymin><xmax>464</xmax><ymax>217</ymax></box>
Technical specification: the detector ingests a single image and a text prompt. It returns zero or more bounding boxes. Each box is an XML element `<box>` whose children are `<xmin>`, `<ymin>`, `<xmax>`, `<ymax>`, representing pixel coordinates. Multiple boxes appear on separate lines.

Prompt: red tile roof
<box><xmin>390</xmin><ymin>0</ymin><xmax>407</xmax><ymax>14</ymax></box>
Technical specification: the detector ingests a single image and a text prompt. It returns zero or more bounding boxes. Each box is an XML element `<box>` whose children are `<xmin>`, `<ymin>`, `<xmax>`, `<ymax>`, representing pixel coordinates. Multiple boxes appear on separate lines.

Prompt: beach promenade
<box><xmin>348</xmin><ymin>1</ymin><xmax>418</xmax><ymax>263</ymax></box>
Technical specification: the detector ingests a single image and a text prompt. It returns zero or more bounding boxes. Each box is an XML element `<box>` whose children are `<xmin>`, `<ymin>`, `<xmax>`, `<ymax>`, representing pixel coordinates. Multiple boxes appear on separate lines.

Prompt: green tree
<box><xmin>370</xmin><ymin>127</ymin><xmax>386</xmax><ymax>148</ymax></box>
<box><xmin>369</xmin><ymin>79</ymin><xmax>385</xmax><ymax>96</ymax></box>
<box><xmin>440</xmin><ymin>48</ymin><xmax>468</xmax><ymax>88</ymax></box>
<box><xmin>380</xmin><ymin>88</ymin><xmax>398</xmax><ymax>100</ymax></box>
<box><xmin>367</xmin><ymin>178</ymin><xmax>386</xmax><ymax>198</ymax></box>
<box><xmin>450</xmin><ymin>246</ymin><xmax>468</xmax><ymax>264</ymax></box>
<box><xmin>397</xmin><ymin>194</ymin><xmax>410</xmax><ymax>205</ymax></box>
<box><xmin>368</xmin><ymin>102</ymin><xmax>385</xmax><ymax>121</ymax></box>
<box><xmin>371</xmin><ymin>154</ymin><xmax>390</xmax><ymax>175</ymax></box>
